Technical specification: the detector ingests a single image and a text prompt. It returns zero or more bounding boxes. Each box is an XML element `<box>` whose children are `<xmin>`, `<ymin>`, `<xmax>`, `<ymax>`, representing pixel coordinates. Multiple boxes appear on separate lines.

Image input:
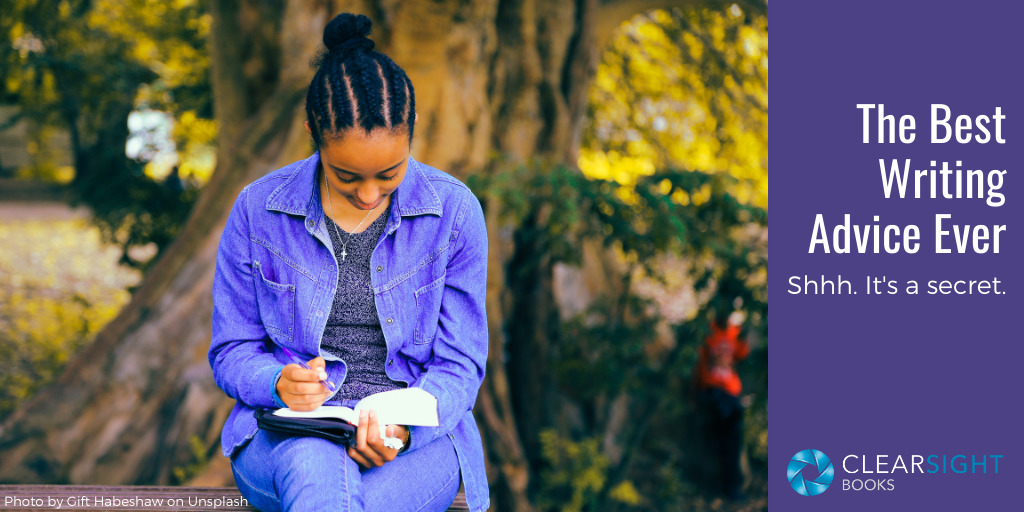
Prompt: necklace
<box><xmin>324</xmin><ymin>171</ymin><xmax>376</xmax><ymax>262</ymax></box>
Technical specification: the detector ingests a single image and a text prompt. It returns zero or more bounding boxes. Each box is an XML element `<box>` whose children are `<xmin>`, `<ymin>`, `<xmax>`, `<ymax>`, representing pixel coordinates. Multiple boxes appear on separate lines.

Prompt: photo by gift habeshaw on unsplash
<box><xmin>0</xmin><ymin>2</ymin><xmax>766</xmax><ymax>511</ymax></box>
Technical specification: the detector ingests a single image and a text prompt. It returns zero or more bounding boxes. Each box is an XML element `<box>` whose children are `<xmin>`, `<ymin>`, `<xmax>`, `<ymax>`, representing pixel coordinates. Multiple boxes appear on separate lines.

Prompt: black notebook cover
<box><xmin>254</xmin><ymin>408</ymin><xmax>357</xmax><ymax>444</ymax></box>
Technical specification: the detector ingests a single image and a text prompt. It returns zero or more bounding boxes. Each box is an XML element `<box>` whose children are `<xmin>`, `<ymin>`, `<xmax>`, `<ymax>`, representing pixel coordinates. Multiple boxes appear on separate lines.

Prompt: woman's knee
<box><xmin>271</xmin><ymin>436</ymin><xmax>359</xmax><ymax>487</ymax></box>
<box><xmin>271</xmin><ymin>435</ymin><xmax>350</xmax><ymax>468</ymax></box>
<box><xmin>234</xmin><ymin>432</ymin><xmax>362</xmax><ymax>508</ymax></box>
<box><xmin>361</xmin><ymin>435</ymin><xmax>460</xmax><ymax>512</ymax></box>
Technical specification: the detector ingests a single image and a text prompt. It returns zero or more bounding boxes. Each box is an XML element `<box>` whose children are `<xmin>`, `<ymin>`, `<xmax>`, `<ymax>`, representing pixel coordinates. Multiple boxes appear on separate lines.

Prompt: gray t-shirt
<box><xmin>322</xmin><ymin>204</ymin><xmax>404</xmax><ymax>400</ymax></box>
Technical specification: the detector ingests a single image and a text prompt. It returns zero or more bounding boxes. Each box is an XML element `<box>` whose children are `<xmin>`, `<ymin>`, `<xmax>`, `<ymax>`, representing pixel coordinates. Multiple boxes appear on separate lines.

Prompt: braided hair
<box><xmin>305</xmin><ymin>13</ymin><xmax>416</xmax><ymax>148</ymax></box>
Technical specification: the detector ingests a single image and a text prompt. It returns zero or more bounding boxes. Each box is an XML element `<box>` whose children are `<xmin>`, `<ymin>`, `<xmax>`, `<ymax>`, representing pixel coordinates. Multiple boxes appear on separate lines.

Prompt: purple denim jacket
<box><xmin>210</xmin><ymin>153</ymin><xmax>490</xmax><ymax>511</ymax></box>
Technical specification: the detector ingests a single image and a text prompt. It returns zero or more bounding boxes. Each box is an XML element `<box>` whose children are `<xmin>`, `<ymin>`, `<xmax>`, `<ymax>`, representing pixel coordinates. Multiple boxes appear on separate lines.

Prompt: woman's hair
<box><xmin>305</xmin><ymin>13</ymin><xmax>416</xmax><ymax>147</ymax></box>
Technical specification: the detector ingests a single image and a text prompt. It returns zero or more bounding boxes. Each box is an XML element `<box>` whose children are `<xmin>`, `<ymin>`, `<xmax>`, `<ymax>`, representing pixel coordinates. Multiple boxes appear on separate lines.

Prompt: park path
<box><xmin>0</xmin><ymin>200</ymin><xmax>87</xmax><ymax>221</ymax></box>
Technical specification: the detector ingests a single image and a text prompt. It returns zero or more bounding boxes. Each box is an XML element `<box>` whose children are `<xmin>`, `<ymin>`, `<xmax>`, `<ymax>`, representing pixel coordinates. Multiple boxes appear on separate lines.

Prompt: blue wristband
<box><xmin>270</xmin><ymin>366</ymin><xmax>287</xmax><ymax>408</ymax></box>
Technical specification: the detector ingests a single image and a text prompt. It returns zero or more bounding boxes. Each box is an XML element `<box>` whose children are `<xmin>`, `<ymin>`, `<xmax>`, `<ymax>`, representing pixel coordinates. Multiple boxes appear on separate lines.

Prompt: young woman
<box><xmin>209</xmin><ymin>13</ymin><xmax>489</xmax><ymax>512</ymax></box>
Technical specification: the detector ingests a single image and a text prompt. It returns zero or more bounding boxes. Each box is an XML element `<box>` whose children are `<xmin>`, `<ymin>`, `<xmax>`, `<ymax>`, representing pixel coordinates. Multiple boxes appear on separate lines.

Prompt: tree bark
<box><xmin>0</xmin><ymin>0</ymin><xmax>734</xmax><ymax>509</ymax></box>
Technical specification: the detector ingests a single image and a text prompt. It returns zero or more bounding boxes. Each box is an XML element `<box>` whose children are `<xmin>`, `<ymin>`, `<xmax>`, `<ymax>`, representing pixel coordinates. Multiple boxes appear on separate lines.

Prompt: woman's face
<box><xmin>318</xmin><ymin>128</ymin><xmax>410</xmax><ymax>211</ymax></box>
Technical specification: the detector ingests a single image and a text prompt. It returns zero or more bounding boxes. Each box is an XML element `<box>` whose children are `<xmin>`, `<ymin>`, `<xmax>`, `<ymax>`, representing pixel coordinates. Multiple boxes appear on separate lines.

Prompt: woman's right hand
<box><xmin>275</xmin><ymin>356</ymin><xmax>333</xmax><ymax>411</ymax></box>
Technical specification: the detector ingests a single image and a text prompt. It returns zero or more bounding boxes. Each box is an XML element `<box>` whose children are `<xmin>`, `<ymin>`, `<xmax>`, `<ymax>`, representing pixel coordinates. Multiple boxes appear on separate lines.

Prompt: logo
<box><xmin>788</xmin><ymin>449</ymin><xmax>834</xmax><ymax>496</ymax></box>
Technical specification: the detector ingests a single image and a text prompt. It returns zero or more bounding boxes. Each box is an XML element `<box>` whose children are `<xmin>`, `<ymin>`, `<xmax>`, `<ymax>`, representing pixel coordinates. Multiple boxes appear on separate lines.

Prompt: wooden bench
<box><xmin>0</xmin><ymin>486</ymin><xmax>468</xmax><ymax>511</ymax></box>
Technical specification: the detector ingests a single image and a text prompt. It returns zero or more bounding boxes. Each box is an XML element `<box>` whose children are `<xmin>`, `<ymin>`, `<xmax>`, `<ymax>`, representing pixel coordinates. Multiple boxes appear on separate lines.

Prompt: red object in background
<box><xmin>695</xmin><ymin>322</ymin><xmax>750</xmax><ymax>397</ymax></box>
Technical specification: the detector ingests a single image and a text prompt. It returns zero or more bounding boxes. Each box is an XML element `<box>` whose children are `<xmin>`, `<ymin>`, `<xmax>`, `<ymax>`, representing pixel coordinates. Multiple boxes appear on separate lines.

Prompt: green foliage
<box><xmin>1</xmin><ymin>0</ymin><xmax>212</xmax><ymax>269</ymax></box>
<box><xmin>557</xmin><ymin>293</ymin><xmax>661</xmax><ymax>402</ymax></box>
<box><xmin>740</xmin><ymin>343</ymin><xmax>768</xmax><ymax>464</ymax></box>
<box><xmin>82</xmin><ymin>165</ymin><xmax>201</xmax><ymax>269</ymax></box>
<box><xmin>607</xmin><ymin>481</ymin><xmax>642</xmax><ymax>507</ymax></box>
<box><xmin>537</xmin><ymin>430</ymin><xmax>618</xmax><ymax>512</ymax></box>
<box><xmin>172</xmin><ymin>435</ymin><xmax>212</xmax><ymax>485</ymax></box>
<box><xmin>537</xmin><ymin>430</ymin><xmax>644</xmax><ymax>511</ymax></box>
<box><xmin>537</xmin><ymin>430</ymin><xmax>606</xmax><ymax>512</ymax></box>
<box><xmin>476</xmin><ymin>4</ymin><xmax>767</xmax><ymax>510</ymax></box>
<box><xmin>472</xmin><ymin>155</ymin><xmax>766</xmax><ymax>510</ymax></box>
<box><xmin>474</xmin><ymin>163</ymin><xmax>762</xmax><ymax>276</ymax></box>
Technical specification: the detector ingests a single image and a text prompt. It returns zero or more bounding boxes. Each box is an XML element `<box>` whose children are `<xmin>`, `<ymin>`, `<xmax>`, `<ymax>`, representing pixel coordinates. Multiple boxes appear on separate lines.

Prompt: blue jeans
<box><xmin>231</xmin><ymin>428</ymin><xmax>460</xmax><ymax>512</ymax></box>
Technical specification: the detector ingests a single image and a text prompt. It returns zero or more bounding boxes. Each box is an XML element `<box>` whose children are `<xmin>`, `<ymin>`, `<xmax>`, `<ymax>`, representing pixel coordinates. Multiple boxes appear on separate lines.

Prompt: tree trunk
<box><xmin>0</xmin><ymin>0</ymin><xmax>718</xmax><ymax>509</ymax></box>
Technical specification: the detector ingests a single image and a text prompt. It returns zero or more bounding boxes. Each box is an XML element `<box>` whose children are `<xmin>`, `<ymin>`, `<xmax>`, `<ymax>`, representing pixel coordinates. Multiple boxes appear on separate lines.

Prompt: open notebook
<box><xmin>273</xmin><ymin>387</ymin><xmax>439</xmax><ymax>427</ymax></box>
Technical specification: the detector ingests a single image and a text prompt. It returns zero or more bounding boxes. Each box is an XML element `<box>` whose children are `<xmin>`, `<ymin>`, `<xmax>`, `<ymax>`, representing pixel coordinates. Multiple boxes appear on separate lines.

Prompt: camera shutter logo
<box><xmin>788</xmin><ymin>449</ymin><xmax>834</xmax><ymax>496</ymax></box>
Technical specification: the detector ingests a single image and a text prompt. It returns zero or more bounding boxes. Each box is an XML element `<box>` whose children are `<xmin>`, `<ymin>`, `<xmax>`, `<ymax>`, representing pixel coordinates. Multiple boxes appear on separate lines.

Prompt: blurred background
<box><xmin>0</xmin><ymin>1</ymin><xmax>767</xmax><ymax>510</ymax></box>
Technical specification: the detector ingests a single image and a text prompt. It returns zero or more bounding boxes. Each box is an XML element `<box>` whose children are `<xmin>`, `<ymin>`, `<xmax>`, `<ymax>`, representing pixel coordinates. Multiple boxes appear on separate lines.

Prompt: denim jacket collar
<box><xmin>263</xmin><ymin>153</ymin><xmax>443</xmax><ymax>229</ymax></box>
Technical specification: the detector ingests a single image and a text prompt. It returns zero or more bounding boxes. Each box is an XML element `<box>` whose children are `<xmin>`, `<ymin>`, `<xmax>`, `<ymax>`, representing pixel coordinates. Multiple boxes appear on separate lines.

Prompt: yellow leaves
<box><xmin>649</xmin><ymin>8</ymin><xmax>673</xmax><ymax>26</ymax></box>
<box><xmin>0</xmin><ymin>215</ymin><xmax>138</xmax><ymax>414</ymax></box>
<box><xmin>609</xmin><ymin>480</ymin><xmax>642</xmax><ymax>505</ymax></box>
<box><xmin>740</xmin><ymin>26</ymin><xmax>764</xmax><ymax>58</ymax></box>
<box><xmin>177</xmin><ymin>146</ymin><xmax>216</xmax><ymax>184</ymax></box>
<box><xmin>84</xmin><ymin>0</ymin><xmax>210</xmax><ymax>89</ymax></box>
<box><xmin>173</xmin><ymin>0</ymin><xmax>200</xmax><ymax>11</ymax></box>
<box><xmin>10</xmin><ymin>20</ymin><xmax>25</xmax><ymax>40</ymax></box>
<box><xmin>690</xmin><ymin>183</ymin><xmax>712</xmax><ymax>206</ymax></box>
<box><xmin>133</xmin><ymin>39</ymin><xmax>159</xmax><ymax>63</ymax></box>
<box><xmin>40</xmin><ymin>72</ymin><xmax>56</xmax><ymax>99</ymax></box>
<box><xmin>126</xmin><ymin>106</ymin><xmax>216</xmax><ymax>182</ymax></box>
<box><xmin>708</xmin><ymin>19</ymin><xmax>726</xmax><ymax>43</ymax></box>
<box><xmin>594</xmin><ymin>65</ymin><xmax>619</xmax><ymax>94</ymax></box>
<box><xmin>538</xmin><ymin>429</ymin><xmax>647</xmax><ymax>509</ymax></box>
<box><xmin>175</xmin><ymin>110</ymin><xmax>216</xmax><ymax>145</ymax></box>
<box><xmin>583</xmin><ymin>6</ymin><xmax>768</xmax><ymax>208</ymax></box>
<box><xmin>579</xmin><ymin>149</ymin><xmax>655</xmax><ymax>185</ymax></box>
<box><xmin>172</xmin><ymin>110</ymin><xmax>217</xmax><ymax>183</ymax></box>
<box><xmin>658</xmin><ymin>178</ymin><xmax>673</xmax><ymax>195</ymax></box>
<box><xmin>155</xmin><ymin>39</ymin><xmax>210</xmax><ymax>90</ymax></box>
<box><xmin>632</xmin><ymin>24</ymin><xmax>674</xmax><ymax>71</ymax></box>
<box><xmin>683</xmin><ymin>32</ymin><xmax>703</xmax><ymax>61</ymax></box>
<box><xmin>539</xmin><ymin>430</ymin><xmax>612</xmax><ymax>512</ymax></box>
<box><xmin>636</xmin><ymin>19</ymin><xmax>664</xmax><ymax>41</ymax></box>
<box><xmin>579</xmin><ymin>152</ymin><xmax>612</xmax><ymax>180</ymax></box>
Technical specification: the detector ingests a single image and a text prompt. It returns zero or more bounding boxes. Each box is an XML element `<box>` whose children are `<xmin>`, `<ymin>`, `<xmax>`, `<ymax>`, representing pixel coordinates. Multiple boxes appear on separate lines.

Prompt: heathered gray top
<box><xmin>322</xmin><ymin>204</ymin><xmax>404</xmax><ymax>401</ymax></box>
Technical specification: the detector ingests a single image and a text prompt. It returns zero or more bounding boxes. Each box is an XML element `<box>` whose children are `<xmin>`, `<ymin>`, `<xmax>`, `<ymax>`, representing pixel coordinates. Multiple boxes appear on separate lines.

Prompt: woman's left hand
<box><xmin>348</xmin><ymin>409</ymin><xmax>409</xmax><ymax>468</ymax></box>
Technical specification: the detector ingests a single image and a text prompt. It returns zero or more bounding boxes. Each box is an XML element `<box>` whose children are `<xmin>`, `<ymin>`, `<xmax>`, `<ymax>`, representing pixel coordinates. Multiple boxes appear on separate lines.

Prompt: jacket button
<box><xmin>376</xmin><ymin>265</ymin><xmax>383</xmax><ymax>272</ymax></box>
<box><xmin>388</xmin><ymin>359</ymin><xmax>394</xmax><ymax>366</ymax></box>
<box><xmin>306</xmin><ymin>219</ymin><xmax>314</xmax><ymax>228</ymax></box>
<box><xmin>386</xmin><ymin>318</ymin><xmax>393</xmax><ymax>324</ymax></box>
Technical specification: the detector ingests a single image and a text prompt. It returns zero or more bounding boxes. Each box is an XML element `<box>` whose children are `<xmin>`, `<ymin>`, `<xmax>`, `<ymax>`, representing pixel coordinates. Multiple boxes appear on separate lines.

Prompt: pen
<box><xmin>280</xmin><ymin>346</ymin><xmax>337</xmax><ymax>393</ymax></box>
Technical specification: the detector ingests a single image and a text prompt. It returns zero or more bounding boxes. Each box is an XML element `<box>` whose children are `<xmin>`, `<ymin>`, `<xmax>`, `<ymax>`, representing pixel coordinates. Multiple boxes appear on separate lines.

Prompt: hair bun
<box><xmin>323</xmin><ymin>13</ymin><xmax>374</xmax><ymax>54</ymax></box>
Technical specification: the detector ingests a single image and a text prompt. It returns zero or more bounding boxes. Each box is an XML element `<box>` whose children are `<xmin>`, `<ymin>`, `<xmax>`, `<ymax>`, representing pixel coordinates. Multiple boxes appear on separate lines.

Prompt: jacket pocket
<box><xmin>413</xmin><ymin>275</ymin><xmax>445</xmax><ymax>345</ymax></box>
<box><xmin>253</xmin><ymin>260</ymin><xmax>296</xmax><ymax>341</ymax></box>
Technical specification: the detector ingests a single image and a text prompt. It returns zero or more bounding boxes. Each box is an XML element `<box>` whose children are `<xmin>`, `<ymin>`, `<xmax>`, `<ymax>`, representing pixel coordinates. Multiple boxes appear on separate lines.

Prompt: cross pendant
<box><xmin>340</xmin><ymin>248</ymin><xmax>347</xmax><ymax>261</ymax></box>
